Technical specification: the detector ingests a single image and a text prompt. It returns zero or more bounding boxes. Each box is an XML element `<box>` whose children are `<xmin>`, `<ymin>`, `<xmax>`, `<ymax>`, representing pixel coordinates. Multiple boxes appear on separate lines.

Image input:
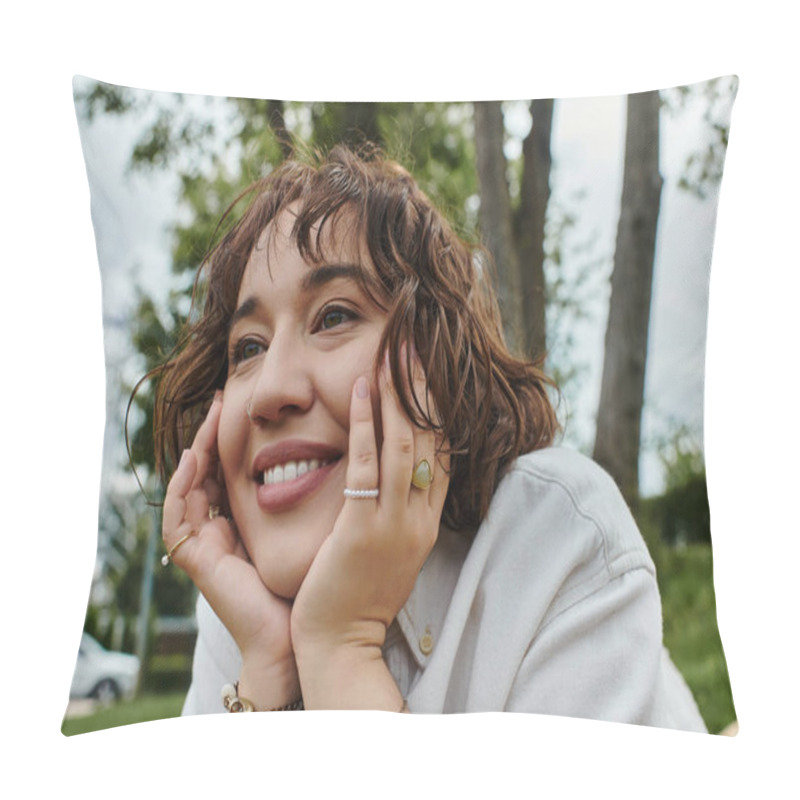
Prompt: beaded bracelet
<box><xmin>221</xmin><ymin>682</ymin><xmax>304</xmax><ymax>712</ymax></box>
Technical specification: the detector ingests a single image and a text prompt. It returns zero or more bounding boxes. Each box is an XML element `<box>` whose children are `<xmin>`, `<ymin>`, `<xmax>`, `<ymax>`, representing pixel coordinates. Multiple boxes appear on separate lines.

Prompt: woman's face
<box><xmin>218</xmin><ymin>210</ymin><xmax>389</xmax><ymax>598</ymax></box>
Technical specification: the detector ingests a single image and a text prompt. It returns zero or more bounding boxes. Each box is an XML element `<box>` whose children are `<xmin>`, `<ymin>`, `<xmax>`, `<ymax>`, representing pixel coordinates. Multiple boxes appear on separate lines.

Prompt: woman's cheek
<box><xmin>216</xmin><ymin>403</ymin><xmax>242</xmax><ymax>486</ymax></box>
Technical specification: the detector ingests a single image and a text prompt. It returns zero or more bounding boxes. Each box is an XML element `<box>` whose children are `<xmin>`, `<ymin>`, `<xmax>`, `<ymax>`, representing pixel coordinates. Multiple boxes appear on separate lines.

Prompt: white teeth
<box><xmin>263</xmin><ymin>459</ymin><xmax>326</xmax><ymax>486</ymax></box>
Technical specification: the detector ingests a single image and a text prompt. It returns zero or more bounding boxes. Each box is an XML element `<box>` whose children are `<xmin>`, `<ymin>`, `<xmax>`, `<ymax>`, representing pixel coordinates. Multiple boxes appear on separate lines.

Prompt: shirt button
<box><xmin>420</xmin><ymin>627</ymin><xmax>434</xmax><ymax>655</ymax></box>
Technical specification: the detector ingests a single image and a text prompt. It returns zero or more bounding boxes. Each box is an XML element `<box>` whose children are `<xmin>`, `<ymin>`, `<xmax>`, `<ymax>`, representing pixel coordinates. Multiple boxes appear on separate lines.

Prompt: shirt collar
<box><xmin>395</xmin><ymin>526</ymin><xmax>471</xmax><ymax>669</ymax></box>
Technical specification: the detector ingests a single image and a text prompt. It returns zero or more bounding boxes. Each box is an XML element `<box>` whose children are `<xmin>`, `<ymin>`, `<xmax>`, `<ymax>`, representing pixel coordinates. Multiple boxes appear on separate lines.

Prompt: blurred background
<box><xmin>63</xmin><ymin>77</ymin><xmax>737</xmax><ymax>734</ymax></box>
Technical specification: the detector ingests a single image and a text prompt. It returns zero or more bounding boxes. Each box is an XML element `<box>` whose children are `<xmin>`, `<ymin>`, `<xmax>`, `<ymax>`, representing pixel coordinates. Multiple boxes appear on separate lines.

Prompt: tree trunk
<box><xmin>342</xmin><ymin>102</ymin><xmax>382</xmax><ymax>147</ymax></box>
<box><xmin>517</xmin><ymin>99</ymin><xmax>554</xmax><ymax>362</ymax></box>
<box><xmin>266</xmin><ymin>100</ymin><xmax>293</xmax><ymax>159</ymax></box>
<box><xmin>593</xmin><ymin>90</ymin><xmax>663</xmax><ymax>507</ymax></box>
<box><xmin>473</xmin><ymin>101</ymin><xmax>523</xmax><ymax>351</ymax></box>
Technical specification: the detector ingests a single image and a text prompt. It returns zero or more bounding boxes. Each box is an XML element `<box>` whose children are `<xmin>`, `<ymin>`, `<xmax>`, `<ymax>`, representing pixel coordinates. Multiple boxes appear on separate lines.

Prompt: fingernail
<box><xmin>356</xmin><ymin>376</ymin><xmax>369</xmax><ymax>398</ymax></box>
<box><xmin>213</xmin><ymin>390</ymin><xmax>223</xmax><ymax>403</ymax></box>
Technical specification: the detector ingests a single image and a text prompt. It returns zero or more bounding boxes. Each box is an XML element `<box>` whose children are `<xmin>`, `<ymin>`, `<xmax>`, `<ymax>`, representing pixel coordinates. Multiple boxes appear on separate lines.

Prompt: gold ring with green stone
<box><xmin>411</xmin><ymin>458</ymin><xmax>433</xmax><ymax>490</ymax></box>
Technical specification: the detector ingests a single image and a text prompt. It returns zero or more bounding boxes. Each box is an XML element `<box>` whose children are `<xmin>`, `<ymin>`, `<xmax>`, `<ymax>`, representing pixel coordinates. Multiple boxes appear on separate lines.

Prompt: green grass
<box><xmin>61</xmin><ymin>693</ymin><xmax>186</xmax><ymax>736</ymax></box>
<box><xmin>652</xmin><ymin>542</ymin><xmax>737</xmax><ymax>734</ymax></box>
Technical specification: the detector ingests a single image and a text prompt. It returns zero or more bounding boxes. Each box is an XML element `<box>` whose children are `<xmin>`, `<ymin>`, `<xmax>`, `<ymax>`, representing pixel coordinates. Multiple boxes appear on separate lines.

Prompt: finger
<box><xmin>182</xmin><ymin>396</ymin><xmax>224</xmax><ymax>524</ymax></box>
<box><xmin>406</xmin><ymin>347</ymin><xmax>438</xmax><ymax>502</ymax></box>
<box><xmin>345</xmin><ymin>375</ymin><xmax>380</xmax><ymax>501</ymax></box>
<box><xmin>428</xmin><ymin>443</ymin><xmax>450</xmax><ymax>514</ymax></box>
<box><xmin>189</xmin><ymin>393</ymin><xmax>223</xmax><ymax>492</ymax></box>
<box><xmin>415</xmin><ymin>360</ymin><xmax>452</xmax><ymax>512</ymax></box>
<box><xmin>162</xmin><ymin>449</ymin><xmax>197</xmax><ymax>538</ymax></box>
<box><xmin>379</xmin><ymin>347</ymin><xmax>416</xmax><ymax>511</ymax></box>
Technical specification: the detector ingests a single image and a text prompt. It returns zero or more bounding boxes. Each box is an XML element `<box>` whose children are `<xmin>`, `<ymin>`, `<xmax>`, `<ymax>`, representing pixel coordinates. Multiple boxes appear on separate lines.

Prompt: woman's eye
<box><xmin>233</xmin><ymin>339</ymin><xmax>265</xmax><ymax>363</ymax></box>
<box><xmin>320</xmin><ymin>307</ymin><xmax>352</xmax><ymax>330</ymax></box>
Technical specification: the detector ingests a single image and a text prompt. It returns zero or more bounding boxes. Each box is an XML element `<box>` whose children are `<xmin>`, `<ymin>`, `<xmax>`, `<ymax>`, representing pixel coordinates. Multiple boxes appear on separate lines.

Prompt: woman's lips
<box><xmin>255</xmin><ymin>458</ymin><xmax>342</xmax><ymax>513</ymax></box>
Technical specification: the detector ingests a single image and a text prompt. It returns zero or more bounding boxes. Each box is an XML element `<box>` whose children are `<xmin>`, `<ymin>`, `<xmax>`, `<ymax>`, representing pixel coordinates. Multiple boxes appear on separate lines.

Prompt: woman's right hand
<box><xmin>162</xmin><ymin>392</ymin><xmax>300</xmax><ymax>709</ymax></box>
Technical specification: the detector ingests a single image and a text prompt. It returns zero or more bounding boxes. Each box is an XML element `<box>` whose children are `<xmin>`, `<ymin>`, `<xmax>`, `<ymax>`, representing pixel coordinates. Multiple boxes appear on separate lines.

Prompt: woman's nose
<box><xmin>247</xmin><ymin>334</ymin><xmax>313</xmax><ymax>423</ymax></box>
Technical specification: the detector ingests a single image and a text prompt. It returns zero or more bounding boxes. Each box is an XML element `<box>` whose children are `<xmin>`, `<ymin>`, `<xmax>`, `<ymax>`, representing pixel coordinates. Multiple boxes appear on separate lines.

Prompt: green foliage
<box><xmin>660</xmin><ymin>429</ymin><xmax>706</xmax><ymax>493</ymax></box>
<box><xmin>85</xmin><ymin>490</ymin><xmax>195</xmax><ymax>666</ymax></box>
<box><xmin>142</xmin><ymin>653</ymin><xmax>194</xmax><ymax>694</ymax></box>
<box><xmin>639</xmin><ymin>429</ymin><xmax>711</xmax><ymax>546</ymax></box>
<box><xmin>128</xmin><ymin>291</ymin><xmax>184</xmax><ymax>478</ymax></box>
<box><xmin>380</xmin><ymin>102</ymin><xmax>480</xmax><ymax>237</ymax></box>
<box><xmin>654</xmin><ymin>543</ymin><xmax>737</xmax><ymax>733</ymax></box>
<box><xmin>633</xmin><ymin>431</ymin><xmax>734</xmax><ymax>732</ymax></box>
<box><xmin>543</xmin><ymin>196</ymin><xmax>605</xmax><ymax>426</ymax></box>
<box><xmin>661</xmin><ymin>76</ymin><xmax>738</xmax><ymax>200</ymax></box>
<box><xmin>106</xmin><ymin>510</ymin><xmax>195</xmax><ymax>619</ymax></box>
<box><xmin>76</xmin><ymin>80</ymin><xmax>136</xmax><ymax>121</ymax></box>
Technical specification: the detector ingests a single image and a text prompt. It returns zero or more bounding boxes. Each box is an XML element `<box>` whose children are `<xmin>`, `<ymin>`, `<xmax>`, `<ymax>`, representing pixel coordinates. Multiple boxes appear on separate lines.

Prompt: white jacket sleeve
<box><xmin>506</xmin><ymin>567</ymin><xmax>706</xmax><ymax>731</ymax></box>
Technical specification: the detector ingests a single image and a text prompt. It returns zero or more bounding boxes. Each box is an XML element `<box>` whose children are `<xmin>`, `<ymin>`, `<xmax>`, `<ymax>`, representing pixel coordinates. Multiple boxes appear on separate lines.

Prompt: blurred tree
<box><xmin>473</xmin><ymin>101</ymin><xmax>523</xmax><ymax>345</ymax></box>
<box><xmin>473</xmin><ymin>100</ymin><xmax>554</xmax><ymax>360</ymax></box>
<box><xmin>593</xmin><ymin>90</ymin><xmax>663</xmax><ymax>507</ymax></box>
<box><xmin>86</xmin><ymin>488</ymin><xmax>195</xmax><ymax>649</ymax></box>
<box><xmin>592</xmin><ymin>77</ymin><xmax>736</xmax><ymax>505</ymax></box>
<box><xmin>518</xmin><ymin>99</ymin><xmax>554</xmax><ymax>362</ymax></box>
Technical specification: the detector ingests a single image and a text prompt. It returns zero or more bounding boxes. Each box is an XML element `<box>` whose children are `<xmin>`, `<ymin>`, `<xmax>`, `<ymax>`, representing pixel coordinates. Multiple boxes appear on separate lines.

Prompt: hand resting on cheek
<box><xmin>291</xmin><ymin>345</ymin><xmax>449</xmax><ymax>710</ymax></box>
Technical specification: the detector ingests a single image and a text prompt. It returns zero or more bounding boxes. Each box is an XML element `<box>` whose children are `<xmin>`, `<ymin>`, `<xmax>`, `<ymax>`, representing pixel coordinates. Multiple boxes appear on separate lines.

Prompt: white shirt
<box><xmin>182</xmin><ymin>447</ymin><xmax>707</xmax><ymax>731</ymax></box>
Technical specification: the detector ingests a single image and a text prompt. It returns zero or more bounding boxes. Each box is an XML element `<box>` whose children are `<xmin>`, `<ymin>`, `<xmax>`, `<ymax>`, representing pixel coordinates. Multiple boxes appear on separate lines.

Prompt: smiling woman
<box><xmin>148</xmin><ymin>144</ymin><xmax>707</xmax><ymax>726</ymax></box>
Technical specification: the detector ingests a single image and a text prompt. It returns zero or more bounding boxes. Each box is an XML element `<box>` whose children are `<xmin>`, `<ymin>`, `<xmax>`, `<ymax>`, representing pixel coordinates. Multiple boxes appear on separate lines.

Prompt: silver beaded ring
<box><xmin>344</xmin><ymin>488</ymin><xmax>379</xmax><ymax>499</ymax></box>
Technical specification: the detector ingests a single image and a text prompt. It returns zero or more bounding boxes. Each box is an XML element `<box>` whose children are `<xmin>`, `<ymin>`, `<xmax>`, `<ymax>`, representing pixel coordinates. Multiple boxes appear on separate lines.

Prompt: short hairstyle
<box><xmin>151</xmin><ymin>144</ymin><xmax>559</xmax><ymax>532</ymax></box>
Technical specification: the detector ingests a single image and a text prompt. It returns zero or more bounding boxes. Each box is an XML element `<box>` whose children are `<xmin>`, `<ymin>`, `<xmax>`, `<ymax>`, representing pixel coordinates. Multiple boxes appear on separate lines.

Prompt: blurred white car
<box><xmin>70</xmin><ymin>633</ymin><xmax>140</xmax><ymax>703</ymax></box>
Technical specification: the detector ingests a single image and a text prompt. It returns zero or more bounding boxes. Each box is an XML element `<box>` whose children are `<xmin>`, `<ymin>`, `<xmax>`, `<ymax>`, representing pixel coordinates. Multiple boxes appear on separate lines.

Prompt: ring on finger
<box><xmin>208</xmin><ymin>505</ymin><xmax>221</xmax><ymax>520</ymax></box>
<box><xmin>344</xmin><ymin>487</ymin><xmax>379</xmax><ymax>499</ymax></box>
<box><xmin>411</xmin><ymin>458</ymin><xmax>433</xmax><ymax>490</ymax></box>
<box><xmin>161</xmin><ymin>532</ymin><xmax>192</xmax><ymax>566</ymax></box>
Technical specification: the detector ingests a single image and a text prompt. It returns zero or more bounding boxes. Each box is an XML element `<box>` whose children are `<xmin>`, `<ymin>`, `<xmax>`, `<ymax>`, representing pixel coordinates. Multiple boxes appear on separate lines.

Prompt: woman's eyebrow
<box><xmin>230</xmin><ymin>263</ymin><xmax>375</xmax><ymax>329</ymax></box>
<box><xmin>229</xmin><ymin>296</ymin><xmax>259</xmax><ymax>328</ymax></box>
<box><xmin>301</xmin><ymin>263</ymin><xmax>368</xmax><ymax>292</ymax></box>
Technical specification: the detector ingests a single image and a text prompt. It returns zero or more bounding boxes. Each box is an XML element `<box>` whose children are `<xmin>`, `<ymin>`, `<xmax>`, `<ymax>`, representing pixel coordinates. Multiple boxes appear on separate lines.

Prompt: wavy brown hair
<box><xmin>150</xmin><ymin>144</ymin><xmax>559</xmax><ymax>533</ymax></box>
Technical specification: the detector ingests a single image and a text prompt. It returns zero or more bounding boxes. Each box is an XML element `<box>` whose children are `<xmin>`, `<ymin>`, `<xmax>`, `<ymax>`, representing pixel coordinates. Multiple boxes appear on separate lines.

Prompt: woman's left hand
<box><xmin>291</xmin><ymin>345</ymin><xmax>449</xmax><ymax>706</ymax></box>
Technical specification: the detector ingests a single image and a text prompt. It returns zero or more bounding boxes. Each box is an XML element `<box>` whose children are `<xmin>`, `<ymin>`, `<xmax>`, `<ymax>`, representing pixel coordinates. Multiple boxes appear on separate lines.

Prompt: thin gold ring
<box><xmin>161</xmin><ymin>532</ymin><xmax>192</xmax><ymax>566</ymax></box>
<box><xmin>208</xmin><ymin>505</ymin><xmax>221</xmax><ymax>520</ymax></box>
<box><xmin>411</xmin><ymin>458</ymin><xmax>433</xmax><ymax>490</ymax></box>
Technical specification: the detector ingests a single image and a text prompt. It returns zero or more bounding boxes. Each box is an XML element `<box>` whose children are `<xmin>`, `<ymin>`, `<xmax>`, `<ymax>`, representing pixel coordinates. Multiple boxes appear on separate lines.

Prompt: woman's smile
<box><xmin>252</xmin><ymin>439</ymin><xmax>345</xmax><ymax>513</ymax></box>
